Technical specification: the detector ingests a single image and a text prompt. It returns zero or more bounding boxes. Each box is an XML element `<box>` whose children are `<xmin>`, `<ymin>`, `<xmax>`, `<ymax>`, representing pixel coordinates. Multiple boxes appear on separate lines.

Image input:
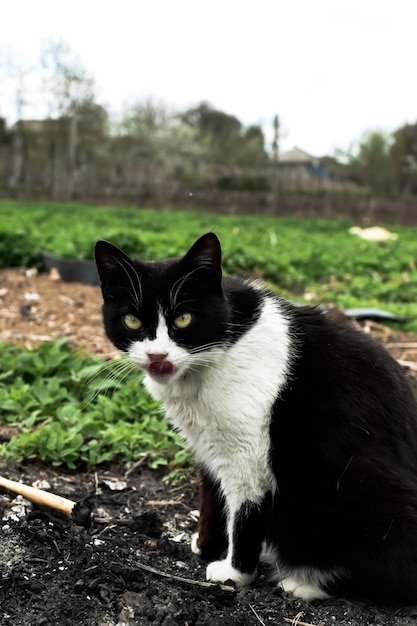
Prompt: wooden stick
<box><xmin>134</xmin><ymin>561</ymin><xmax>235</xmax><ymax>592</ymax></box>
<box><xmin>249</xmin><ymin>604</ymin><xmax>267</xmax><ymax>625</ymax></box>
<box><xmin>397</xmin><ymin>359</ymin><xmax>417</xmax><ymax>372</ymax></box>
<box><xmin>145</xmin><ymin>499</ymin><xmax>185</xmax><ymax>507</ymax></box>
<box><xmin>0</xmin><ymin>475</ymin><xmax>76</xmax><ymax>517</ymax></box>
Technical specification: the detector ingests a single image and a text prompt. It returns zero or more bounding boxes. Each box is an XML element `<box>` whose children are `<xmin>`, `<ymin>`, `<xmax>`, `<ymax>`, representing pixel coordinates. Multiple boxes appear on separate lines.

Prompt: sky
<box><xmin>1</xmin><ymin>0</ymin><xmax>416</xmax><ymax>157</ymax></box>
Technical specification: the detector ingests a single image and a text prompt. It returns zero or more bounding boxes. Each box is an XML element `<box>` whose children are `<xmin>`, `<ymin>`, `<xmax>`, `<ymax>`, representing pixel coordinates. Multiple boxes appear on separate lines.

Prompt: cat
<box><xmin>95</xmin><ymin>232</ymin><xmax>417</xmax><ymax>604</ymax></box>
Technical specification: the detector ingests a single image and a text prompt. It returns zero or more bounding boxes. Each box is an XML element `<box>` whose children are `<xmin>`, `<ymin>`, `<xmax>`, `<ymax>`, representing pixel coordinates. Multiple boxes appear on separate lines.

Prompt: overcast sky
<box><xmin>1</xmin><ymin>0</ymin><xmax>416</xmax><ymax>157</ymax></box>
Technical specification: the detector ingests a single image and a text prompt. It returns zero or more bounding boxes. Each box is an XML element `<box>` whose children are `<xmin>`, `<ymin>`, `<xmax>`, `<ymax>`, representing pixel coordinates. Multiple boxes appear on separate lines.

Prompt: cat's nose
<box><xmin>146</xmin><ymin>352</ymin><xmax>168</xmax><ymax>362</ymax></box>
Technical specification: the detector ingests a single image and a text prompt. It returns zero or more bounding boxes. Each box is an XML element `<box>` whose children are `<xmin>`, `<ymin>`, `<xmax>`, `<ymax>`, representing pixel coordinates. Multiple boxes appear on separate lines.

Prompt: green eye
<box><xmin>173</xmin><ymin>313</ymin><xmax>192</xmax><ymax>329</ymax></box>
<box><xmin>123</xmin><ymin>314</ymin><xmax>142</xmax><ymax>330</ymax></box>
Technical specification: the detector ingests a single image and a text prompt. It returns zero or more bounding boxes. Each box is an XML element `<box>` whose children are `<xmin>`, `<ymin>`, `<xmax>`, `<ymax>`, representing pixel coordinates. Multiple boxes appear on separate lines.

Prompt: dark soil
<box><xmin>2</xmin><ymin>462</ymin><xmax>417</xmax><ymax>626</ymax></box>
<box><xmin>1</xmin><ymin>268</ymin><xmax>417</xmax><ymax>625</ymax></box>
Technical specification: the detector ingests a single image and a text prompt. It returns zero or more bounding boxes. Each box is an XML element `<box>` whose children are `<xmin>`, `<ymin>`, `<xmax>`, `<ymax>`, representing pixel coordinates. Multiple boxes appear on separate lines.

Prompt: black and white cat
<box><xmin>95</xmin><ymin>232</ymin><xmax>417</xmax><ymax>604</ymax></box>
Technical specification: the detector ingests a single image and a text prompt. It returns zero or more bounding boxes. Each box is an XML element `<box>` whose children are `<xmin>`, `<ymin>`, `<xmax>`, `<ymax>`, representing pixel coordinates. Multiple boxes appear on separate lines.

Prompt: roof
<box><xmin>279</xmin><ymin>146</ymin><xmax>318</xmax><ymax>164</ymax></box>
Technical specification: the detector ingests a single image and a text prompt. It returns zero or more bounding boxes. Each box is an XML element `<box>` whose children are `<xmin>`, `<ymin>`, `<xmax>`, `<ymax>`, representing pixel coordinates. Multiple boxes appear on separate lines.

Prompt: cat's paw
<box><xmin>279</xmin><ymin>576</ymin><xmax>330</xmax><ymax>601</ymax></box>
<box><xmin>206</xmin><ymin>559</ymin><xmax>255</xmax><ymax>586</ymax></box>
<box><xmin>191</xmin><ymin>533</ymin><xmax>202</xmax><ymax>555</ymax></box>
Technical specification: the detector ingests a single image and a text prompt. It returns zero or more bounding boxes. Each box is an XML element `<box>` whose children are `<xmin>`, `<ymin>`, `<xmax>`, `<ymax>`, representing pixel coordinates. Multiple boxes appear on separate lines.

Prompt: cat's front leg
<box><xmin>191</xmin><ymin>471</ymin><xmax>228</xmax><ymax>561</ymax></box>
<box><xmin>206</xmin><ymin>492</ymin><xmax>272</xmax><ymax>586</ymax></box>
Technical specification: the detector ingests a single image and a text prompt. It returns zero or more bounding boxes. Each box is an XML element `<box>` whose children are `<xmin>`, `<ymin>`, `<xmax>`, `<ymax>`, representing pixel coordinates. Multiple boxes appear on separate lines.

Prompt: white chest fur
<box><xmin>145</xmin><ymin>297</ymin><xmax>292</xmax><ymax>506</ymax></box>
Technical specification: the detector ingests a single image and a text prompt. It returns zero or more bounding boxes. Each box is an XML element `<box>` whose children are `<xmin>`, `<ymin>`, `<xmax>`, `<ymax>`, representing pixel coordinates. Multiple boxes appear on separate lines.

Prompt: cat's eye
<box><xmin>123</xmin><ymin>314</ymin><xmax>142</xmax><ymax>330</ymax></box>
<box><xmin>173</xmin><ymin>313</ymin><xmax>192</xmax><ymax>329</ymax></box>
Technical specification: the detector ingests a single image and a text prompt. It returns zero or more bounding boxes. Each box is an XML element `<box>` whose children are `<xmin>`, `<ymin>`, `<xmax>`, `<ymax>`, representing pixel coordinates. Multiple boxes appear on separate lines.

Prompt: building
<box><xmin>278</xmin><ymin>146</ymin><xmax>326</xmax><ymax>187</ymax></box>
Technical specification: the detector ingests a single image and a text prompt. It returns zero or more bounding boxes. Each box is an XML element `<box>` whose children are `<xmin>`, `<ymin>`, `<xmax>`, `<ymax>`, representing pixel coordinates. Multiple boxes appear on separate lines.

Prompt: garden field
<box><xmin>1</xmin><ymin>199</ymin><xmax>417</xmax><ymax>470</ymax></box>
<box><xmin>2</xmin><ymin>199</ymin><xmax>417</xmax><ymax>314</ymax></box>
<box><xmin>1</xmin><ymin>200</ymin><xmax>417</xmax><ymax>625</ymax></box>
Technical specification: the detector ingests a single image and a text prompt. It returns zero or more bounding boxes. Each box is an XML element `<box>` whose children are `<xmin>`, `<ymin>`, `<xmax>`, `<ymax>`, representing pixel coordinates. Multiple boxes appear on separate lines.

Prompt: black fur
<box><xmin>269</xmin><ymin>303</ymin><xmax>417</xmax><ymax>602</ymax></box>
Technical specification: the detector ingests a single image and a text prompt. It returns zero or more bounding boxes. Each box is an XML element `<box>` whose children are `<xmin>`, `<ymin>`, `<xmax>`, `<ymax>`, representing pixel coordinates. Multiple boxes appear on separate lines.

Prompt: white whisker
<box><xmin>82</xmin><ymin>355</ymin><xmax>135</xmax><ymax>407</ymax></box>
<box><xmin>170</xmin><ymin>267</ymin><xmax>202</xmax><ymax>309</ymax></box>
<box><xmin>113</xmin><ymin>255</ymin><xmax>142</xmax><ymax>309</ymax></box>
<box><xmin>189</xmin><ymin>341</ymin><xmax>230</xmax><ymax>354</ymax></box>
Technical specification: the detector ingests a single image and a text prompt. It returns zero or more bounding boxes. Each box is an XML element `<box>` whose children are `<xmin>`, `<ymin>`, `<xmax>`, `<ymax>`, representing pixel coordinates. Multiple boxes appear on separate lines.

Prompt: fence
<box><xmin>1</xmin><ymin>119</ymin><xmax>417</xmax><ymax>226</ymax></box>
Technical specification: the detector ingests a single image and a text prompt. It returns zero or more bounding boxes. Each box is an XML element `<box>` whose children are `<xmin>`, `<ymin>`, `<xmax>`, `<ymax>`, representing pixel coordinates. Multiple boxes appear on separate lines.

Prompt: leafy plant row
<box><xmin>2</xmin><ymin>199</ymin><xmax>417</xmax><ymax>322</ymax></box>
<box><xmin>0</xmin><ymin>339</ymin><xmax>189</xmax><ymax>472</ymax></box>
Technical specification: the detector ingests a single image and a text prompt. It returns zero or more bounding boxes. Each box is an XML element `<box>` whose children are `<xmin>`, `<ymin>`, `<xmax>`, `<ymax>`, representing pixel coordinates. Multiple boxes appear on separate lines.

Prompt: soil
<box><xmin>1</xmin><ymin>267</ymin><xmax>417</xmax><ymax>625</ymax></box>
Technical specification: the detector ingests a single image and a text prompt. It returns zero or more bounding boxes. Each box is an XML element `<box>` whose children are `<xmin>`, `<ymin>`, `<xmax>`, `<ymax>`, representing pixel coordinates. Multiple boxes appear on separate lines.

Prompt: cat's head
<box><xmin>95</xmin><ymin>233</ymin><xmax>229</xmax><ymax>383</ymax></box>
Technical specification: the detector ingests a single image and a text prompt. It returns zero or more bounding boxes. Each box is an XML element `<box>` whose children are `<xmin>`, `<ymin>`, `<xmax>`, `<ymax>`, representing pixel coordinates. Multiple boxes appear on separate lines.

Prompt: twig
<box><xmin>249</xmin><ymin>604</ymin><xmax>267</xmax><ymax>625</ymax></box>
<box><xmin>134</xmin><ymin>560</ymin><xmax>235</xmax><ymax>592</ymax></box>
<box><xmin>124</xmin><ymin>452</ymin><xmax>151</xmax><ymax>478</ymax></box>
<box><xmin>0</xmin><ymin>475</ymin><xmax>75</xmax><ymax>517</ymax></box>
<box><xmin>283</xmin><ymin>616</ymin><xmax>319</xmax><ymax>626</ymax></box>
<box><xmin>387</xmin><ymin>342</ymin><xmax>417</xmax><ymax>349</ymax></box>
<box><xmin>93</xmin><ymin>516</ymin><xmax>131</xmax><ymax>526</ymax></box>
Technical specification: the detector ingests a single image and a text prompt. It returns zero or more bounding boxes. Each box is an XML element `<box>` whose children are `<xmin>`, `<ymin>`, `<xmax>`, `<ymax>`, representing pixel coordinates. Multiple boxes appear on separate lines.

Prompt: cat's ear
<box><xmin>181</xmin><ymin>233</ymin><xmax>222</xmax><ymax>277</ymax></box>
<box><xmin>94</xmin><ymin>240</ymin><xmax>135</xmax><ymax>283</ymax></box>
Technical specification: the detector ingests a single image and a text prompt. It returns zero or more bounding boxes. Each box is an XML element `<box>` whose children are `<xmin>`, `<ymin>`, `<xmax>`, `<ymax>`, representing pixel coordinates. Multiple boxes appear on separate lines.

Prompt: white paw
<box><xmin>191</xmin><ymin>532</ymin><xmax>201</xmax><ymax>555</ymax></box>
<box><xmin>279</xmin><ymin>576</ymin><xmax>330</xmax><ymax>601</ymax></box>
<box><xmin>206</xmin><ymin>559</ymin><xmax>255</xmax><ymax>586</ymax></box>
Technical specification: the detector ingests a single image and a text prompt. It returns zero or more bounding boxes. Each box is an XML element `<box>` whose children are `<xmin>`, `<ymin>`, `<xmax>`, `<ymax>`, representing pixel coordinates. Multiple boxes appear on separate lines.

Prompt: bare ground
<box><xmin>1</xmin><ymin>268</ymin><xmax>417</xmax><ymax>625</ymax></box>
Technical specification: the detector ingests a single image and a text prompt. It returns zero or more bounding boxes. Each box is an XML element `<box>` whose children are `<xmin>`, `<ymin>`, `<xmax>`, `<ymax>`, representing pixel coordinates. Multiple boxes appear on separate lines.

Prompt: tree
<box><xmin>37</xmin><ymin>40</ymin><xmax>108</xmax><ymax>197</ymax></box>
<box><xmin>347</xmin><ymin>131</ymin><xmax>394</xmax><ymax>196</ymax></box>
<box><xmin>236</xmin><ymin>125</ymin><xmax>268</xmax><ymax>167</ymax></box>
<box><xmin>0</xmin><ymin>45</ymin><xmax>32</xmax><ymax>121</ymax></box>
<box><xmin>182</xmin><ymin>102</ymin><xmax>267</xmax><ymax>168</ymax></box>
<box><xmin>40</xmin><ymin>39</ymin><xmax>96</xmax><ymax>118</ymax></box>
<box><xmin>390</xmin><ymin>122</ymin><xmax>417</xmax><ymax>194</ymax></box>
<box><xmin>112</xmin><ymin>100</ymin><xmax>204</xmax><ymax>200</ymax></box>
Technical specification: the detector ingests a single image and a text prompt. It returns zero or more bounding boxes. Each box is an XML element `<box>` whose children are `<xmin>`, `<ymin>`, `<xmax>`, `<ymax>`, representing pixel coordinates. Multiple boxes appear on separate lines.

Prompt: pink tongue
<box><xmin>148</xmin><ymin>361</ymin><xmax>175</xmax><ymax>376</ymax></box>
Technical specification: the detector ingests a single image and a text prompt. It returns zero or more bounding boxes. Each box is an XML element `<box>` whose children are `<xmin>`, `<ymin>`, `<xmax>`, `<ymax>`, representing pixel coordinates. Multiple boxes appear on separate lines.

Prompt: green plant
<box><xmin>0</xmin><ymin>340</ymin><xmax>190</xmax><ymax>470</ymax></box>
<box><xmin>2</xmin><ymin>199</ymin><xmax>417</xmax><ymax>323</ymax></box>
